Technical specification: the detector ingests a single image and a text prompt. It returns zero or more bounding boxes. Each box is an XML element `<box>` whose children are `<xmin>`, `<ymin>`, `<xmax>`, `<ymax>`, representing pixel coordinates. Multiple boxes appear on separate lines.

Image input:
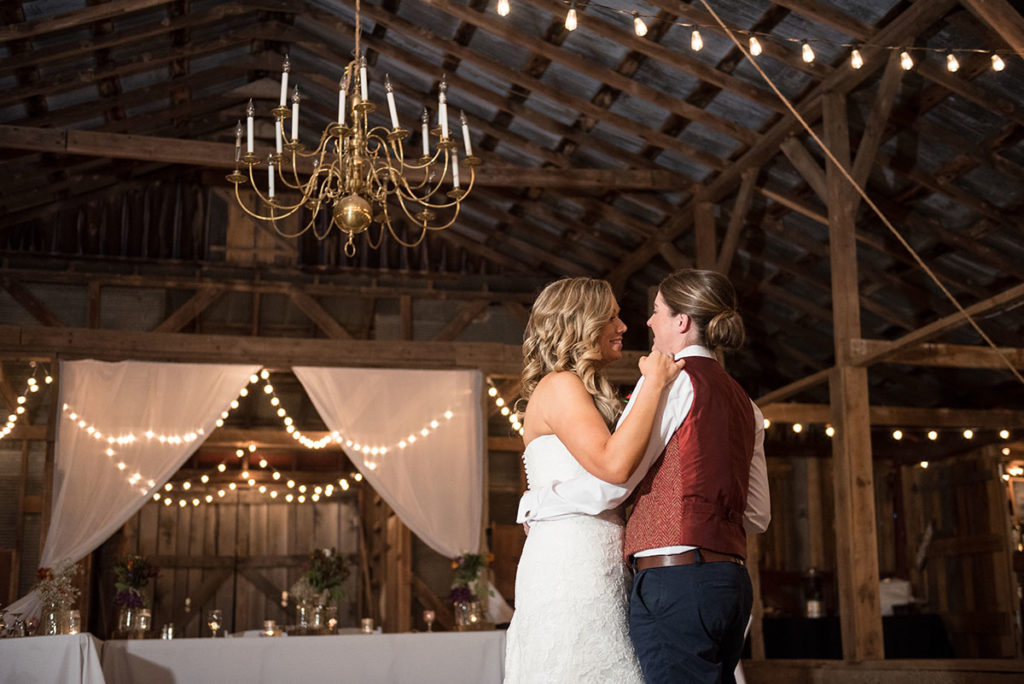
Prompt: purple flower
<box><xmin>114</xmin><ymin>589</ymin><xmax>144</xmax><ymax>608</ymax></box>
<box><xmin>449</xmin><ymin>586</ymin><xmax>476</xmax><ymax>604</ymax></box>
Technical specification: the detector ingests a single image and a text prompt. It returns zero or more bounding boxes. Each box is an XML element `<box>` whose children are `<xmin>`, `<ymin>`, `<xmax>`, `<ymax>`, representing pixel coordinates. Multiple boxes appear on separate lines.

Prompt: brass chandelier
<box><xmin>227</xmin><ymin>0</ymin><xmax>479</xmax><ymax>257</ymax></box>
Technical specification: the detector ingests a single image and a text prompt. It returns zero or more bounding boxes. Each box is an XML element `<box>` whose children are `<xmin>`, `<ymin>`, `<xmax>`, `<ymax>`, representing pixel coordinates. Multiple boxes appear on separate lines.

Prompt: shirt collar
<box><xmin>674</xmin><ymin>344</ymin><xmax>714</xmax><ymax>361</ymax></box>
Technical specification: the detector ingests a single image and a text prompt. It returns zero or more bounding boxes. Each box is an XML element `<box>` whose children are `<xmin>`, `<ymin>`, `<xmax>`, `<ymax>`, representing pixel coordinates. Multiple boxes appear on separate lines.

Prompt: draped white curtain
<box><xmin>7</xmin><ymin>359</ymin><xmax>258</xmax><ymax>618</ymax></box>
<box><xmin>295</xmin><ymin>367</ymin><xmax>482</xmax><ymax>558</ymax></box>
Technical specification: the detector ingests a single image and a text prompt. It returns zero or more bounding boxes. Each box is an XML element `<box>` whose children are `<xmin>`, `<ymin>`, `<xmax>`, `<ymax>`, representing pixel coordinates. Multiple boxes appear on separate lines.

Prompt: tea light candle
<box><xmin>361</xmin><ymin>617</ymin><xmax>374</xmax><ymax>633</ymax></box>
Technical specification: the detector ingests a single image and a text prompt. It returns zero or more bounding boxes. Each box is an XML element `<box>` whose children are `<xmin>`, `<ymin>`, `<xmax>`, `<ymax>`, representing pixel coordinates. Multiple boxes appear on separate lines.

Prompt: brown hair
<box><xmin>659</xmin><ymin>269</ymin><xmax>745</xmax><ymax>352</ymax></box>
<box><xmin>520</xmin><ymin>277</ymin><xmax>622</xmax><ymax>427</ymax></box>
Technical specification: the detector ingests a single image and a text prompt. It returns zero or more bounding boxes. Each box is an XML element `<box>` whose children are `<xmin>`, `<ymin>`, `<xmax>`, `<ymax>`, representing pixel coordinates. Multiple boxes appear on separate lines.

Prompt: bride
<box><xmin>504</xmin><ymin>277</ymin><xmax>682</xmax><ymax>683</ymax></box>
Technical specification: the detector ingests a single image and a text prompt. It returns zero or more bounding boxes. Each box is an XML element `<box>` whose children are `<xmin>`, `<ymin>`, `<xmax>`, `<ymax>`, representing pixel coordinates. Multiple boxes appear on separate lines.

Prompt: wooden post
<box><xmin>823</xmin><ymin>92</ymin><xmax>884</xmax><ymax>661</ymax></box>
<box><xmin>384</xmin><ymin>514</ymin><xmax>411</xmax><ymax>632</ymax></box>
<box><xmin>694</xmin><ymin>198</ymin><xmax>716</xmax><ymax>271</ymax></box>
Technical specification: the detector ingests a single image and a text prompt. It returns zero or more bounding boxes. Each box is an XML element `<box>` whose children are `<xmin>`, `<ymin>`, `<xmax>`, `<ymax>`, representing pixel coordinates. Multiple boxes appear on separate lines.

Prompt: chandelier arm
<box><xmin>268</xmin><ymin>211</ymin><xmax>316</xmax><ymax>238</ymax></box>
<box><xmin>235</xmin><ymin>172</ymin><xmax>306</xmax><ymax>221</ymax></box>
<box><xmin>385</xmin><ymin>199</ymin><xmax>430</xmax><ymax>248</ymax></box>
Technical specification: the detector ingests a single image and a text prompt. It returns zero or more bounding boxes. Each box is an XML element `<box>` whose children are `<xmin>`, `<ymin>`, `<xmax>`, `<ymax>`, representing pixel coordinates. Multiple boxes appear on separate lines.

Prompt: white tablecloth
<box><xmin>101</xmin><ymin>631</ymin><xmax>507</xmax><ymax>684</ymax></box>
<box><xmin>0</xmin><ymin>633</ymin><xmax>106</xmax><ymax>684</ymax></box>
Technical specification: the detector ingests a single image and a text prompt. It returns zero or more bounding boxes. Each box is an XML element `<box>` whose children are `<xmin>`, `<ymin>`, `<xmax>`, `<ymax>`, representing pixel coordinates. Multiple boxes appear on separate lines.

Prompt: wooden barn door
<box><xmin>107</xmin><ymin>494</ymin><xmax>360</xmax><ymax>637</ymax></box>
<box><xmin>903</xmin><ymin>446</ymin><xmax>1021</xmax><ymax>657</ymax></box>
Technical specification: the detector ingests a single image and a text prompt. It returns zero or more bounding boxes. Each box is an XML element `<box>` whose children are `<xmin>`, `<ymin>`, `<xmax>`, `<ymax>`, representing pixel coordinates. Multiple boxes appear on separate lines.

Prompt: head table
<box><xmin>0</xmin><ymin>630</ymin><xmax>506</xmax><ymax>684</ymax></box>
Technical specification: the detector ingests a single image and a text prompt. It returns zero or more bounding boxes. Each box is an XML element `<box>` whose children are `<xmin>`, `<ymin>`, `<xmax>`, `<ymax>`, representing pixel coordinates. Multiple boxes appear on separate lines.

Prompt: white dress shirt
<box><xmin>516</xmin><ymin>345</ymin><xmax>771</xmax><ymax>547</ymax></box>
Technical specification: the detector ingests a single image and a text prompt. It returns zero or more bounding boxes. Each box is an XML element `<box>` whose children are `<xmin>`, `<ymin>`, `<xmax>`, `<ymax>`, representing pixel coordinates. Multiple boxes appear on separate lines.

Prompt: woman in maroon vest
<box><xmin>627</xmin><ymin>269</ymin><xmax>765</xmax><ymax>684</ymax></box>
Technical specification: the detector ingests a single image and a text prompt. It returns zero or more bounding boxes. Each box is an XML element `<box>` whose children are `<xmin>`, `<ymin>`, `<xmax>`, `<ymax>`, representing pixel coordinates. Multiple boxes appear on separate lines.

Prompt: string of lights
<box><xmin>1</xmin><ymin>363</ymin><xmax>53</xmax><ymax>441</ymax></box>
<box><xmin>486</xmin><ymin>377</ymin><xmax>523</xmax><ymax>437</ymax></box>
<box><xmin>496</xmin><ymin>1</ymin><xmax>1018</xmax><ymax>73</ymax></box>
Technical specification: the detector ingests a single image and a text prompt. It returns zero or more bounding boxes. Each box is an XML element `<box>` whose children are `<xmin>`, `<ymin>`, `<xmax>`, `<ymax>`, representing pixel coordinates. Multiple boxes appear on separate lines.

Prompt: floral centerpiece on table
<box><xmin>34</xmin><ymin>558</ymin><xmax>81</xmax><ymax>635</ymax></box>
<box><xmin>449</xmin><ymin>553</ymin><xmax>494</xmax><ymax>629</ymax></box>
<box><xmin>113</xmin><ymin>555</ymin><xmax>159</xmax><ymax>608</ymax></box>
<box><xmin>290</xmin><ymin>547</ymin><xmax>350</xmax><ymax>606</ymax></box>
<box><xmin>35</xmin><ymin>558</ymin><xmax>81</xmax><ymax>607</ymax></box>
<box><xmin>449</xmin><ymin>552</ymin><xmax>493</xmax><ymax>603</ymax></box>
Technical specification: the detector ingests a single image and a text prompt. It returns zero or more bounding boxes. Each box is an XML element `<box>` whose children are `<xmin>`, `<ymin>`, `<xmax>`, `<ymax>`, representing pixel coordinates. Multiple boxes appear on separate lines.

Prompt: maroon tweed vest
<box><xmin>624</xmin><ymin>356</ymin><xmax>755</xmax><ymax>561</ymax></box>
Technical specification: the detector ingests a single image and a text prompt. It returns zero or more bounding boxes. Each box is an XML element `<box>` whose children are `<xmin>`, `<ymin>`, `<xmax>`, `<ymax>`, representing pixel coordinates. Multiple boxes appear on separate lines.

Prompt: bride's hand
<box><xmin>638</xmin><ymin>350</ymin><xmax>685</xmax><ymax>387</ymax></box>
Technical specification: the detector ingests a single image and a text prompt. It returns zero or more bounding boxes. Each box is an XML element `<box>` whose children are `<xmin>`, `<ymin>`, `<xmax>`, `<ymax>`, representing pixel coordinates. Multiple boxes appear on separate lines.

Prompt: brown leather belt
<box><xmin>635</xmin><ymin>549</ymin><xmax>744</xmax><ymax>571</ymax></box>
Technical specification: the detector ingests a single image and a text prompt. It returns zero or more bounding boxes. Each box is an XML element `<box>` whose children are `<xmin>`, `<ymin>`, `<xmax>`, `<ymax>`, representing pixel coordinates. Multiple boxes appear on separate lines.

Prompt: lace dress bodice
<box><xmin>504</xmin><ymin>435</ymin><xmax>642</xmax><ymax>683</ymax></box>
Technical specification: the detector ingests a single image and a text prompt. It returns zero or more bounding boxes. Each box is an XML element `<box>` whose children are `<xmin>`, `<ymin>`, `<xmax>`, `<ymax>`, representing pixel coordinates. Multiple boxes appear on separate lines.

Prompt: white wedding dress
<box><xmin>504</xmin><ymin>434</ymin><xmax>643</xmax><ymax>683</ymax></box>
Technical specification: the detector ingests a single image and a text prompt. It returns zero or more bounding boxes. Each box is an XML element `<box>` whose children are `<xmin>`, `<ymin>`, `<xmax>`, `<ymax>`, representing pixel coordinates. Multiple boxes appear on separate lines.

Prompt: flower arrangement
<box><xmin>113</xmin><ymin>555</ymin><xmax>159</xmax><ymax>608</ymax></box>
<box><xmin>291</xmin><ymin>547</ymin><xmax>349</xmax><ymax>605</ymax></box>
<box><xmin>35</xmin><ymin>559</ymin><xmax>81</xmax><ymax>607</ymax></box>
<box><xmin>448</xmin><ymin>552</ymin><xmax>493</xmax><ymax>603</ymax></box>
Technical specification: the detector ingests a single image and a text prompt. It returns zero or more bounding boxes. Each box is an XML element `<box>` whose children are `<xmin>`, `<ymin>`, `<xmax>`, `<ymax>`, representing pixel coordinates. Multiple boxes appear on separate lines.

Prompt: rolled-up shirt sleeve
<box><xmin>743</xmin><ymin>402</ymin><xmax>771</xmax><ymax>533</ymax></box>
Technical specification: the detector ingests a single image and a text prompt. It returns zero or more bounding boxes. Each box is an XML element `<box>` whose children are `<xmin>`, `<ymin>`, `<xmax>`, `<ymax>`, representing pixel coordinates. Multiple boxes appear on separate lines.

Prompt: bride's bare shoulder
<box><xmin>534</xmin><ymin>371</ymin><xmax>584</xmax><ymax>394</ymax></box>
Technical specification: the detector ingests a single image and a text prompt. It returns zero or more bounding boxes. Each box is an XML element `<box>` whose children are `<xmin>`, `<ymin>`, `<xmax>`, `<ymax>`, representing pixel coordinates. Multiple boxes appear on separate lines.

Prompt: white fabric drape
<box><xmin>7</xmin><ymin>359</ymin><xmax>258</xmax><ymax>618</ymax></box>
<box><xmin>294</xmin><ymin>367</ymin><xmax>482</xmax><ymax>558</ymax></box>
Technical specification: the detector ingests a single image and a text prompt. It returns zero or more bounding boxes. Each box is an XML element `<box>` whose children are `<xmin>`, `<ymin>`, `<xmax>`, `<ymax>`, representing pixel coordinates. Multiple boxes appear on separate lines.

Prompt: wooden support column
<box><xmin>694</xmin><ymin>199</ymin><xmax>716</xmax><ymax>271</ymax></box>
<box><xmin>384</xmin><ymin>513</ymin><xmax>411</xmax><ymax>633</ymax></box>
<box><xmin>823</xmin><ymin>92</ymin><xmax>884</xmax><ymax>661</ymax></box>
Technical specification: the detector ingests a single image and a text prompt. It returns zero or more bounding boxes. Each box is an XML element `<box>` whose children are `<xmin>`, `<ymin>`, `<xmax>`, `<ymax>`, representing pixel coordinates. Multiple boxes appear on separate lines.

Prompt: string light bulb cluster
<box><xmin>498</xmin><ymin>1</ymin><xmax>1017</xmax><ymax>75</ymax></box>
<box><xmin>764</xmin><ymin>422</ymin><xmax>1014</xmax><ymax>444</ymax></box>
<box><xmin>1</xmin><ymin>364</ymin><xmax>53</xmax><ymax>440</ymax></box>
<box><xmin>486</xmin><ymin>378</ymin><xmax>523</xmax><ymax>436</ymax></box>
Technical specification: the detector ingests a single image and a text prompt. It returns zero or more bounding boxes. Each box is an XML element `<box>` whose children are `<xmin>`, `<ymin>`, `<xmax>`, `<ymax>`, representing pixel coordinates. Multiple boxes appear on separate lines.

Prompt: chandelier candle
<box><xmin>279</xmin><ymin>54</ymin><xmax>290</xmax><ymax>107</ymax></box>
<box><xmin>291</xmin><ymin>87</ymin><xmax>300</xmax><ymax>140</ymax></box>
<box><xmin>234</xmin><ymin>122</ymin><xmax>242</xmax><ymax>163</ymax></box>
<box><xmin>338</xmin><ymin>75</ymin><xmax>347</xmax><ymax>126</ymax></box>
<box><xmin>246</xmin><ymin>100</ymin><xmax>254</xmax><ymax>155</ymax></box>
<box><xmin>359</xmin><ymin>56</ymin><xmax>368</xmax><ymax>100</ymax></box>
<box><xmin>438</xmin><ymin>78</ymin><xmax>449</xmax><ymax>139</ymax></box>
<box><xmin>460</xmin><ymin>111</ymin><xmax>473</xmax><ymax>157</ymax></box>
<box><xmin>421</xmin><ymin>109</ymin><xmax>430</xmax><ymax>158</ymax></box>
<box><xmin>385</xmin><ymin>75</ymin><xmax>400</xmax><ymax>130</ymax></box>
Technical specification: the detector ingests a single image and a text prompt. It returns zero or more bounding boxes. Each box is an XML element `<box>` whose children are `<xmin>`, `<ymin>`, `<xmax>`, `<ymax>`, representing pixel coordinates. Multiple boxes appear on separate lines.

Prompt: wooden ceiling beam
<box><xmin>153</xmin><ymin>286</ymin><xmax>225</xmax><ymax>333</ymax></box>
<box><xmin>1</xmin><ymin>278</ymin><xmax>65</xmax><ymax>327</ymax></box>
<box><xmin>524</xmin><ymin>0</ymin><xmax>785</xmax><ymax>115</ymax></box>
<box><xmin>605</xmin><ymin>0</ymin><xmax>959</xmax><ymax>287</ymax></box>
<box><xmin>0</xmin><ymin>124</ymin><xmax>689</xmax><ymax>190</ymax></box>
<box><xmin>960</xmin><ymin>0</ymin><xmax>1024</xmax><ymax>56</ymax></box>
<box><xmin>648</xmin><ymin>0</ymin><xmax>830</xmax><ymax>79</ymax></box>
<box><xmin>0</xmin><ymin>27</ymin><xmax>264</xmax><ymax>104</ymax></box>
<box><xmin>0</xmin><ymin>2</ymin><xmax>254</xmax><ymax>77</ymax></box>
<box><xmin>428</xmin><ymin>0</ymin><xmax>756</xmax><ymax>147</ymax></box>
<box><xmin>287</xmin><ymin>287</ymin><xmax>353</xmax><ymax>340</ymax></box>
<box><xmin>853</xmin><ymin>340</ymin><xmax>1024</xmax><ymax>370</ymax></box>
<box><xmin>0</xmin><ymin>0</ymin><xmax>173</xmax><ymax>43</ymax></box>
<box><xmin>851</xmin><ymin>281</ymin><xmax>1024</xmax><ymax>367</ymax></box>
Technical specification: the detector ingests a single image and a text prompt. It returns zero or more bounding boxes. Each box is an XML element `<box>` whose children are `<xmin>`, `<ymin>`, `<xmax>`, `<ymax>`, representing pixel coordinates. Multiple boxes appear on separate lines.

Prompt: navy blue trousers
<box><xmin>629</xmin><ymin>558</ymin><xmax>752</xmax><ymax>684</ymax></box>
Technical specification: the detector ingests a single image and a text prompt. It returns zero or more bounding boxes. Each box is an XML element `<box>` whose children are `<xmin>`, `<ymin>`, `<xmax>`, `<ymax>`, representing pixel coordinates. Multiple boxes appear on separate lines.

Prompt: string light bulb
<box><xmin>825</xmin><ymin>425</ymin><xmax>835</xmax><ymax>438</ymax></box>
<box><xmin>946</xmin><ymin>53</ymin><xmax>959</xmax><ymax>72</ymax></box>
<box><xmin>892</xmin><ymin>429</ymin><xmax>903</xmax><ymax>441</ymax></box>
<box><xmin>792</xmin><ymin>423</ymin><xmax>803</xmax><ymax>434</ymax></box>
<box><xmin>962</xmin><ymin>428</ymin><xmax>974</xmax><ymax>439</ymax></box>
<box><xmin>564</xmin><ymin>2</ymin><xmax>577</xmax><ymax>31</ymax></box>
<box><xmin>927</xmin><ymin>430</ymin><xmax>938</xmax><ymax>441</ymax></box>
<box><xmin>1000</xmin><ymin>429</ymin><xmax>1010</xmax><ymax>439</ymax></box>
<box><xmin>496</xmin><ymin>0</ymin><xmax>510</xmax><ymax>17</ymax></box>
<box><xmin>632</xmin><ymin>12</ymin><xmax>647</xmax><ymax>37</ymax></box>
<box><xmin>919</xmin><ymin>461</ymin><xmax>929</xmax><ymax>469</ymax></box>
<box><xmin>801</xmin><ymin>42</ymin><xmax>814</xmax><ymax>63</ymax></box>
<box><xmin>899</xmin><ymin>50</ymin><xmax>914</xmax><ymax>70</ymax></box>
<box><xmin>748</xmin><ymin>36</ymin><xmax>762</xmax><ymax>56</ymax></box>
<box><xmin>691</xmin><ymin>29</ymin><xmax>703</xmax><ymax>52</ymax></box>
<box><xmin>992</xmin><ymin>54</ymin><xmax>1005</xmax><ymax>71</ymax></box>
<box><xmin>850</xmin><ymin>49</ymin><xmax>864</xmax><ymax>69</ymax></box>
<box><xmin>763</xmin><ymin>418</ymin><xmax>771</xmax><ymax>430</ymax></box>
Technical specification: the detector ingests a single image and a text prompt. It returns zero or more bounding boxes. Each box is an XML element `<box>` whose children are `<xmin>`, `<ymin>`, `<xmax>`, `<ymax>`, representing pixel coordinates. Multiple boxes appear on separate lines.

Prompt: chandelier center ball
<box><xmin>334</xmin><ymin>194</ymin><xmax>372</xmax><ymax>234</ymax></box>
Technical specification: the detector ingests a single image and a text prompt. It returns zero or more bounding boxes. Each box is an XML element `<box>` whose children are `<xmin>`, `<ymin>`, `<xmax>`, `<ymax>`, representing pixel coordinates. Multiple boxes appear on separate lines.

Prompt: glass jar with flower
<box><xmin>34</xmin><ymin>559</ymin><xmax>81</xmax><ymax>635</ymax></box>
<box><xmin>289</xmin><ymin>547</ymin><xmax>349</xmax><ymax>635</ymax></box>
<box><xmin>449</xmin><ymin>552</ymin><xmax>493</xmax><ymax>630</ymax></box>
<box><xmin>113</xmin><ymin>555</ymin><xmax>159</xmax><ymax>638</ymax></box>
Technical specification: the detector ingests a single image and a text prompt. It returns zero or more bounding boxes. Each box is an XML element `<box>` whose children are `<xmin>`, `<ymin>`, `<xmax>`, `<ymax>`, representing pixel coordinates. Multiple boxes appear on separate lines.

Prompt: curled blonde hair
<box><xmin>521</xmin><ymin>277</ymin><xmax>622</xmax><ymax>427</ymax></box>
<box><xmin>659</xmin><ymin>269</ymin><xmax>745</xmax><ymax>352</ymax></box>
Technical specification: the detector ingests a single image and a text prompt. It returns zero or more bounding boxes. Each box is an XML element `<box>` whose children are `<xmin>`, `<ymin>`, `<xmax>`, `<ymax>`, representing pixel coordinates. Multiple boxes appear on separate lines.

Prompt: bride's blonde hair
<box><xmin>521</xmin><ymin>277</ymin><xmax>622</xmax><ymax>427</ymax></box>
